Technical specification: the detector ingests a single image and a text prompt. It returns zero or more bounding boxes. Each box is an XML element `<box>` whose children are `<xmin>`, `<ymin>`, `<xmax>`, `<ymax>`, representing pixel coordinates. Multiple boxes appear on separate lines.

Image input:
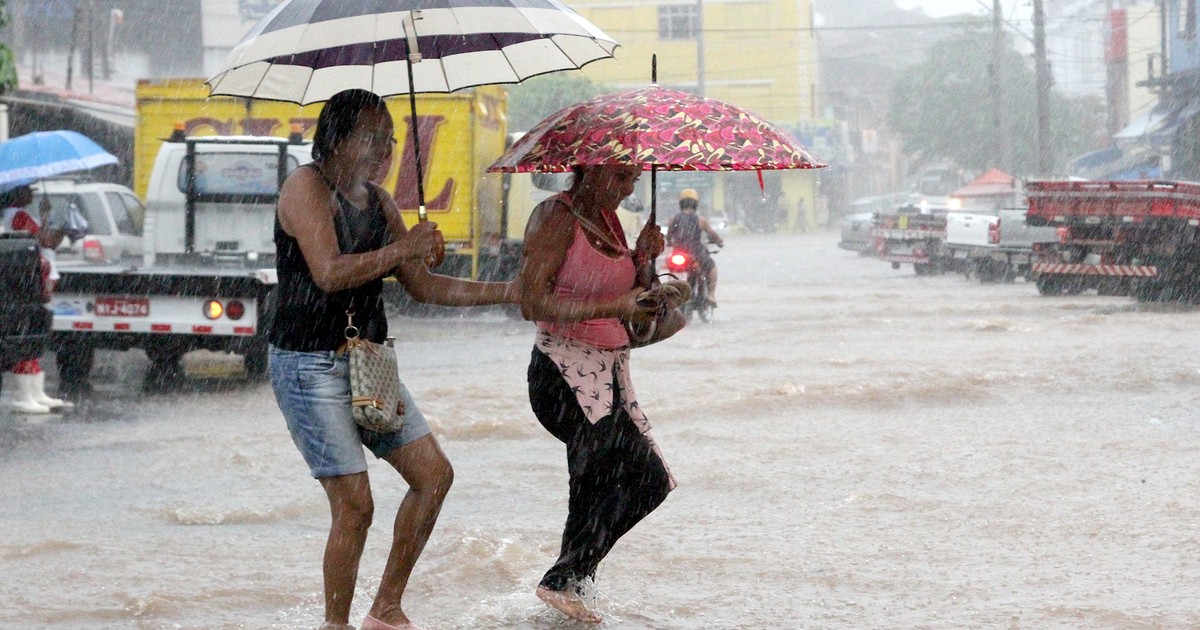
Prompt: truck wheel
<box><xmin>145</xmin><ymin>346</ymin><xmax>186</xmax><ymax>386</ymax></box>
<box><xmin>913</xmin><ymin>263</ymin><xmax>931</xmax><ymax>276</ymax></box>
<box><xmin>976</xmin><ymin>260</ymin><xmax>1001</xmax><ymax>283</ymax></box>
<box><xmin>243</xmin><ymin>345</ymin><xmax>269</xmax><ymax>381</ymax></box>
<box><xmin>56</xmin><ymin>345</ymin><xmax>95</xmax><ymax>392</ymax></box>
<box><xmin>1035</xmin><ymin>275</ymin><xmax>1060</xmax><ymax>296</ymax></box>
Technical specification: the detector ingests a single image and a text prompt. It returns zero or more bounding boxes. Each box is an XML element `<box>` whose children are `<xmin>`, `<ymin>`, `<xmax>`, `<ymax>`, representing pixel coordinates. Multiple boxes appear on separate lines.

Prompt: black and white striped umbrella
<box><xmin>206</xmin><ymin>0</ymin><xmax>619</xmax><ymax>105</ymax></box>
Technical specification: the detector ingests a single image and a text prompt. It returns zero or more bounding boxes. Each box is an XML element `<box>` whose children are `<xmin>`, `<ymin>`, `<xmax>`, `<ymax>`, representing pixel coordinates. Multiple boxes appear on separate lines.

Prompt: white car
<box><xmin>33</xmin><ymin>179</ymin><xmax>145</xmax><ymax>264</ymax></box>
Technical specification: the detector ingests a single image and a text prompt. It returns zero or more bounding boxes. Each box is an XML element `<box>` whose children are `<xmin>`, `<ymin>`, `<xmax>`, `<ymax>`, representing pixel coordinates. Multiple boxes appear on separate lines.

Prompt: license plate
<box><xmin>94</xmin><ymin>296</ymin><xmax>150</xmax><ymax>317</ymax></box>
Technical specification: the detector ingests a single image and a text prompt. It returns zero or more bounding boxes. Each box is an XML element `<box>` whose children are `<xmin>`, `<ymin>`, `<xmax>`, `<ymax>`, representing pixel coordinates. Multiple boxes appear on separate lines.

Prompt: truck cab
<box><xmin>143</xmin><ymin>134</ymin><xmax>313</xmax><ymax>268</ymax></box>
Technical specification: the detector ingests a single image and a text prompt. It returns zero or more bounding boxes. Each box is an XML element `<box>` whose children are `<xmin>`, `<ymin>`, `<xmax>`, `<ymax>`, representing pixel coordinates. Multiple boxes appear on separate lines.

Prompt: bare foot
<box><xmin>536</xmin><ymin>585</ymin><xmax>602</xmax><ymax>623</ymax></box>
<box><xmin>361</xmin><ymin>613</ymin><xmax>424</xmax><ymax>630</ymax></box>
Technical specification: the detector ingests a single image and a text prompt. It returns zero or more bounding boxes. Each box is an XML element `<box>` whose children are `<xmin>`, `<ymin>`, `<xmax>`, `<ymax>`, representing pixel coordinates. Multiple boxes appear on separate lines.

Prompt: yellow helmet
<box><xmin>678</xmin><ymin>188</ymin><xmax>699</xmax><ymax>202</ymax></box>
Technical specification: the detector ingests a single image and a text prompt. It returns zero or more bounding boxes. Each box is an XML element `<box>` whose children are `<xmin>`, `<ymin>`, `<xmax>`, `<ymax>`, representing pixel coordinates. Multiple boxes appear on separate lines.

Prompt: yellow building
<box><xmin>567</xmin><ymin>0</ymin><xmax>825</xmax><ymax>232</ymax></box>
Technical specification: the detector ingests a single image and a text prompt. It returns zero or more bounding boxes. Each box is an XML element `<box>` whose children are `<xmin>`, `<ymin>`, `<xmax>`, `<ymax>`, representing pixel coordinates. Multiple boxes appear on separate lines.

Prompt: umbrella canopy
<box><xmin>487</xmin><ymin>86</ymin><xmax>825</xmax><ymax>173</ymax></box>
<box><xmin>0</xmin><ymin>130</ymin><xmax>118</xmax><ymax>190</ymax></box>
<box><xmin>206</xmin><ymin>0</ymin><xmax>619</xmax><ymax>105</ymax></box>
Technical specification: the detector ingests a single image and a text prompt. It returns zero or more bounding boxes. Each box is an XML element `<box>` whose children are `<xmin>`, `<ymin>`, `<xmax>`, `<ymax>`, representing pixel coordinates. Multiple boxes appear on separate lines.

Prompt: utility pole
<box><xmin>1104</xmin><ymin>0</ymin><xmax>1128</xmax><ymax>137</ymax></box>
<box><xmin>695</xmin><ymin>0</ymin><xmax>705</xmax><ymax>96</ymax></box>
<box><xmin>989</xmin><ymin>0</ymin><xmax>1010</xmax><ymax>171</ymax></box>
<box><xmin>1033</xmin><ymin>0</ymin><xmax>1052</xmax><ymax>174</ymax></box>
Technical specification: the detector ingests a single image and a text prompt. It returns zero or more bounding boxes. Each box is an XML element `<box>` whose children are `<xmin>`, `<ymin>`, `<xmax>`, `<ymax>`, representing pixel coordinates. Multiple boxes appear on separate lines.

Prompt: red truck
<box><xmin>1025</xmin><ymin>180</ymin><xmax>1200</xmax><ymax>301</ymax></box>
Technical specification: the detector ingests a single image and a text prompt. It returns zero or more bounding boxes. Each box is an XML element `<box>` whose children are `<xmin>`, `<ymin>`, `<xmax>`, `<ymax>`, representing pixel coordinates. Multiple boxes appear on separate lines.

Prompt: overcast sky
<box><xmin>898</xmin><ymin>0</ymin><xmax>1029</xmax><ymax>19</ymax></box>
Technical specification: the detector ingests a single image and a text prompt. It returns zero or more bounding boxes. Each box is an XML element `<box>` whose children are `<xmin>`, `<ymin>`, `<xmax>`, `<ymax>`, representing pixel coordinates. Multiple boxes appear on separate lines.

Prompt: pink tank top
<box><xmin>536</xmin><ymin>194</ymin><xmax>635</xmax><ymax>348</ymax></box>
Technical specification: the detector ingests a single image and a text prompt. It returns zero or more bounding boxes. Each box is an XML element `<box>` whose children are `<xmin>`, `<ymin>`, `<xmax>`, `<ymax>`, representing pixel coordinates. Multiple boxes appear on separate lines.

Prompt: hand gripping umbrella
<box><xmin>487</xmin><ymin>70</ymin><xmax>826</xmax><ymax>283</ymax></box>
<box><xmin>207</xmin><ymin>0</ymin><xmax>618</xmax><ymax>227</ymax></box>
<box><xmin>0</xmin><ymin>130</ymin><xmax>118</xmax><ymax>190</ymax></box>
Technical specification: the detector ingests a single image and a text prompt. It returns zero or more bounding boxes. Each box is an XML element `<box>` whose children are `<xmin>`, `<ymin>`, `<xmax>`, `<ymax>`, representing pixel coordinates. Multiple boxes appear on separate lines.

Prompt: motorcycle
<box><xmin>664</xmin><ymin>244</ymin><xmax>720</xmax><ymax>323</ymax></box>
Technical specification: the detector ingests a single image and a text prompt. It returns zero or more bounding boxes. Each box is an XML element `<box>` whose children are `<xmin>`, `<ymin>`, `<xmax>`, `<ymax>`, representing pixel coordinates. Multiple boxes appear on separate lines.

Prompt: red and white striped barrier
<box><xmin>1032</xmin><ymin>262</ymin><xmax>1157</xmax><ymax>277</ymax></box>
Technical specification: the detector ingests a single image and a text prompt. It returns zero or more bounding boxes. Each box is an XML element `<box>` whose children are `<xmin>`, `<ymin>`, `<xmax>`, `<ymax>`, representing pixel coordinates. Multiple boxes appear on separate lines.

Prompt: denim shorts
<box><xmin>269</xmin><ymin>345</ymin><xmax>431</xmax><ymax>478</ymax></box>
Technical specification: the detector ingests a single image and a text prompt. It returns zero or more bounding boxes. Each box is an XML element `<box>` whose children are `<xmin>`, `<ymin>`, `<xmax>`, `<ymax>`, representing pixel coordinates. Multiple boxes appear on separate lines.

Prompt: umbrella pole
<box><xmin>404</xmin><ymin>12</ymin><xmax>427</xmax><ymax>222</ymax></box>
<box><xmin>406</xmin><ymin>59</ymin><xmax>427</xmax><ymax>222</ymax></box>
<box><xmin>650</xmin><ymin>165</ymin><xmax>657</xmax><ymax>226</ymax></box>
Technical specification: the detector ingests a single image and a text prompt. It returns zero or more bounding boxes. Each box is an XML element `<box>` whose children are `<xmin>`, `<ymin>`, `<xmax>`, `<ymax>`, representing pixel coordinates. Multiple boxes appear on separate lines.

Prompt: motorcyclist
<box><xmin>667</xmin><ymin>188</ymin><xmax>724</xmax><ymax>305</ymax></box>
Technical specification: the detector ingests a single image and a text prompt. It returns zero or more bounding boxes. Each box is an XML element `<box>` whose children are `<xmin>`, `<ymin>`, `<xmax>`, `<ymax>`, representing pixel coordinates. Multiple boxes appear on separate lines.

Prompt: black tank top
<box><xmin>669</xmin><ymin>212</ymin><xmax>703</xmax><ymax>249</ymax></box>
<box><xmin>269</xmin><ymin>165</ymin><xmax>390</xmax><ymax>351</ymax></box>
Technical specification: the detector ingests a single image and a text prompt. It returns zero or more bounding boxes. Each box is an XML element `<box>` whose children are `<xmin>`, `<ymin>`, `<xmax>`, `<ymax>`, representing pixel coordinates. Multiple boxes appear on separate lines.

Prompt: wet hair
<box><xmin>311</xmin><ymin>89</ymin><xmax>389</xmax><ymax>161</ymax></box>
<box><xmin>0</xmin><ymin>185</ymin><xmax>32</xmax><ymax>208</ymax></box>
<box><xmin>679</xmin><ymin>198</ymin><xmax>698</xmax><ymax>210</ymax></box>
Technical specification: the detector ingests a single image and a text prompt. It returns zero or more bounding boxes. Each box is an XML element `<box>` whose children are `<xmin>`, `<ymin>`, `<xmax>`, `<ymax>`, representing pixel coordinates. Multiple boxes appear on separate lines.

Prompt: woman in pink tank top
<box><xmin>518</xmin><ymin>164</ymin><xmax>676</xmax><ymax>623</ymax></box>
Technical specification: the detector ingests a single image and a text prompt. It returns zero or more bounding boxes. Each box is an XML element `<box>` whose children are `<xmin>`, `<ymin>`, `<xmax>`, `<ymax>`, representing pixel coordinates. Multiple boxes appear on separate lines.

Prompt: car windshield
<box><xmin>43</xmin><ymin>192</ymin><xmax>109</xmax><ymax>236</ymax></box>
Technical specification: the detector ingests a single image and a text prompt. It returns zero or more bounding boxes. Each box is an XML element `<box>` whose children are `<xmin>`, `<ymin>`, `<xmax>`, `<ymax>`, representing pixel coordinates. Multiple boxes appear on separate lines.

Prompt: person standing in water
<box><xmin>268</xmin><ymin>89</ymin><xmax>517</xmax><ymax>630</ymax></box>
<box><xmin>517</xmin><ymin>164</ymin><xmax>675</xmax><ymax>623</ymax></box>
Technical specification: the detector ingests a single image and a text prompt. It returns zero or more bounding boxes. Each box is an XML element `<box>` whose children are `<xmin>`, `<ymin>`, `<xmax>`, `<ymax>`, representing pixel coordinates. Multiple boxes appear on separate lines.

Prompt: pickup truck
<box><xmin>0</xmin><ymin>232</ymin><xmax>52</xmax><ymax>374</ymax></box>
<box><xmin>871</xmin><ymin>202</ymin><xmax>957</xmax><ymax>275</ymax></box>
<box><xmin>944</xmin><ymin>206</ymin><xmax>1058</xmax><ymax>282</ymax></box>
<box><xmin>49</xmin><ymin>135</ymin><xmax>302</xmax><ymax>387</ymax></box>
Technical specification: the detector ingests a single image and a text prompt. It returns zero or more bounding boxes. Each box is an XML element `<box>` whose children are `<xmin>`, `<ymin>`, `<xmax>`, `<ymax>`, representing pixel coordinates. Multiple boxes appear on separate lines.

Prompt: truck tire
<box><xmin>977</xmin><ymin>260</ymin><xmax>1006</xmax><ymax>283</ymax></box>
<box><xmin>913</xmin><ymin>263</ymin><xmax>931</xmax><ymax>276</ymax></box>
<box><xmin>244</xmin><ymin>346</ymin><xmax>269</xmax><ymax>380</ymax></box>
<box><xmin>145</xmin><ymin>345</ymin><xmax>186</xmax><ymax>387</ymax></box>
<box><xmin>244</xmin><ymin>287</ymin><xmax>277</xmax><ymax>381</ymax></box>
<box><xmin>1035</xmin><ymin>275</ymin><xmax>1061</xmax><ymax>296</ymax></box>
<box><xmin>56</xmin><ymin>345</ymin><xmax>95</xmax><ymax>392</ymax></box>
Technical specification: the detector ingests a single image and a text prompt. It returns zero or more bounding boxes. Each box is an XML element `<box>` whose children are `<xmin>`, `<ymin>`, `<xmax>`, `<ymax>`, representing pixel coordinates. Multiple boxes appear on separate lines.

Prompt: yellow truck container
<box><xmin>133</xmin><ymin>78</ymin><xmax>512</xmax><ymax>280</ymax></box>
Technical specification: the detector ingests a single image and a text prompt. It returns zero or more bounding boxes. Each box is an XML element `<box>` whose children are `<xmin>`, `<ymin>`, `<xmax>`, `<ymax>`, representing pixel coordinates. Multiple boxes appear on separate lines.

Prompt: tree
<box><xmin>0</xmin><ymin>0</ymin><xmax>17</xmax><ymax>94</ymax></box>
<box><xmin>887</xmin><ymin>29</ymin><xmax>1104</xmax><ymax>175</ymax></box>
<box><xmin>506</xmin><ymin>72</ymin><xmax>607</xmax><ymax>133</ymax></box>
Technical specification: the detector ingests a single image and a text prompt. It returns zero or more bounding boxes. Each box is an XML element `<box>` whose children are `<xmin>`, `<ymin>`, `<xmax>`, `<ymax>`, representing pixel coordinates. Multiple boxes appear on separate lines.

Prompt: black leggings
<box><xmin>527</xmin><ymin>347</ymin><xmax>672</xmax><ymax>592</ymax></box>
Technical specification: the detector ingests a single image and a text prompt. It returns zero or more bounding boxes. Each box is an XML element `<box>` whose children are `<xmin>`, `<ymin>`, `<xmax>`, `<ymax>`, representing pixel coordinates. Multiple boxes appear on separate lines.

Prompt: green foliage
<box><xmin>0</xmin><ymin>0</ymin><xmax>13</xmax><ymax>95</ymax></box>
<box><xmin>887</xmin><ymin>29</ymin><xmax>1104</xmax><ymax>175</ymax></box>
<box><xmin>0</xmin><ymin>47</ymin><xmax>15</xmax><ymax>95</ymax></box>
<box><xmin>506</xmin><ymin>73</ymin><xmax>608</xmax><ymax>132</ymax></box>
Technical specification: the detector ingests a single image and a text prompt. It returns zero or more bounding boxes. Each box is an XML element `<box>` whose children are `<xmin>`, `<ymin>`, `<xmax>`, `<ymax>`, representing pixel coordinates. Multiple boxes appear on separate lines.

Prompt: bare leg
<box><xmin>706</xmin><ymin>265</ymin><xmax>718</xmax><ymax>303</ymax></box>
<box><xmin>319</xmin><ymin>472</ymin><xmax>374</xmax><ymax>626</ymax></box>
<box><xmin>367</xmin><ymin>434</ymin><xmax>453</xmax><ymax>627</ymax></box>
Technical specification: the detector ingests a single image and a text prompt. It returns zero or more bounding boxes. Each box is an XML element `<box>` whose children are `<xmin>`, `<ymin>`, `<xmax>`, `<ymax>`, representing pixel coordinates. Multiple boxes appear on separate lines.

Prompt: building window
<box><xmin>659</xmin><ymin>4</ymin><xmax>698</xmax><ymax>40</ymax></box>
<box><xmin>1178</xmin><ymin>0</ymin><xmax>1197</xmax><ymax>39</ymax></box>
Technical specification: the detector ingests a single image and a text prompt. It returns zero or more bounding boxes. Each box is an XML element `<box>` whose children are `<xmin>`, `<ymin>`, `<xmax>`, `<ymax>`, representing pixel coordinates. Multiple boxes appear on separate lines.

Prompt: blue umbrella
<box><xmin>0</xmin><ymin>130</ymin><xmax>119</xmax><ymax>190</ymax></box>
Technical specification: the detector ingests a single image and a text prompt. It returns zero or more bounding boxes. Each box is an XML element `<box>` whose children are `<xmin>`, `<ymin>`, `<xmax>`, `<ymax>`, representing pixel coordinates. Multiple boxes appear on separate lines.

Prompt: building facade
<box><xmin>568</xmin><ymin>0</ymin><xmax>827</xmax><ymax>232</ymax></box>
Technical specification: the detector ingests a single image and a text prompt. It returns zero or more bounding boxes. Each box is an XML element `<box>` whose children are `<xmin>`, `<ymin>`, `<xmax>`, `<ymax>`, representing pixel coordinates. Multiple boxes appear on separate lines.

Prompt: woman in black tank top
<box><xmin>268</xmin><ymin>90</ymin><xmax>516</xmax><ymax>630</ymax></box>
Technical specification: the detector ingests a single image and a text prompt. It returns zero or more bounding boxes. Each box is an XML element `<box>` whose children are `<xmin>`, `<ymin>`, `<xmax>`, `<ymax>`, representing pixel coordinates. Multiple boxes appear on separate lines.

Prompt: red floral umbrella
<box><xmin>488</xmin><ymin>86</ymin><xmax>824</xmax><ymax>173</ymax></box>
<box><xmin>490</xmin><ymin>84</ymin><xmax>825</xmax><ymax>290</ymax></box>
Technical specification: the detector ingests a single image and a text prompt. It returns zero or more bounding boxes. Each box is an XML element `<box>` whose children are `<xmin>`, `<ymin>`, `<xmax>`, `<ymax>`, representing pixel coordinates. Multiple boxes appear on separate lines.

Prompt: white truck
<box><xmin>50</xmin><ymin>135</ymin><xmax>310</xmax><ymax>387</ymax></box>
<box><xmin>944</xmin><ymin>202</ymin><xmax>1058</xmax><ymax>283</ymax></box>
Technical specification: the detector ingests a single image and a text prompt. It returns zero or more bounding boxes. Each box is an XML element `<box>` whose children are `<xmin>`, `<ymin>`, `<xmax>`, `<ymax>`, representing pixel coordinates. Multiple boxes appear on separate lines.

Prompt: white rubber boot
<box><xmin>31</xmin><ymin>371</ymin><xmax>73</xmax><ymax>412</ymax></box>
<box><xmin>10</xmin><ymin>374</ymin><xmax>52</xmax><ymax>414</ymax></box>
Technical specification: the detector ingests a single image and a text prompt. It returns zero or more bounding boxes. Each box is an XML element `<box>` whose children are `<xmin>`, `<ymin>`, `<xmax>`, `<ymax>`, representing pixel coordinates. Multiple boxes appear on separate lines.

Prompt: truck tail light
<box><xmin>988</xmin><ymin>220</ymin><xmax>1001</xmax><ymax>245</ymax></box>
<box><xmin>1057</xmin><ymin>226</ymin><xmax>1070</xmax><ymax>244</ymax></box>
<box><xmin>226</xmin><ymin>300</ymin><xmax>246</xmax><ymax>320</ymax></box>
<box><xmin>204</xmin><ymin>300</ymin><xmax>224</xmax><ymax>320</ymax></box>
<box><xmin>82</xmin><ymin>238</ymin><xmax>105</xmax><ymax>262</ymax></box>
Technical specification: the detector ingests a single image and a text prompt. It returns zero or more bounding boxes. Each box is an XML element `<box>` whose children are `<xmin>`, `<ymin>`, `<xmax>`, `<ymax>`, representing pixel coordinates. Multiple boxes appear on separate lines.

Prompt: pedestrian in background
<box><xmin>267</xmin><ymin>89</ymin><xmax>517</xmax><ymax>630</ymax></box>
<box><xmin>2</xmin><ymin>184</ymin><xmax>72</xmax><ymax>414</ymax></box>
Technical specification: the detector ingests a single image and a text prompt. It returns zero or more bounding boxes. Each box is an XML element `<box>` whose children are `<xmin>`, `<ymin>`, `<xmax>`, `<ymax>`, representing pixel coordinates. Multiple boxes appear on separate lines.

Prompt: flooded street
<box><xmin>2</xmin><ymin>230</ymin><xmax>1199</xmax><ymax>629</ymax></box>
